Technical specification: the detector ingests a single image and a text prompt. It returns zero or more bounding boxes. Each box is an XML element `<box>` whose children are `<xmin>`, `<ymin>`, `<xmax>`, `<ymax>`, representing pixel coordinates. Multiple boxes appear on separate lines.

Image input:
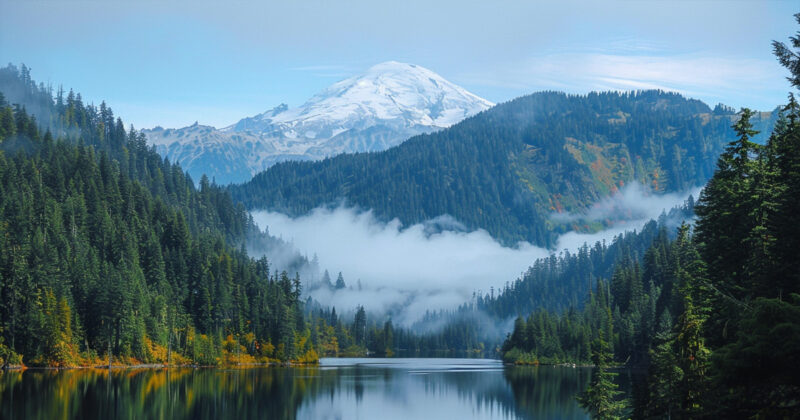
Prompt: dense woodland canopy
<box><xmin>503</xmin><ymin>107</ymin><xmax>800</xmax><ymax>417</ymax></box>
<box><xmin>1</xmin><ymin>13</ymin><xmax>798</xmax><ymax>418</ymax></box>
<box><xmin>501</xmin><ymin>22</ymin><xmax>800</xmax><ymax>416</ymax></box>
<box><xmin>0</xmin><ymin>65</ymin><xmax>476</xmax><ymax>366</ymax></box>
<box><xmin>380</xmin><ymin>203</ymin><xmax>696</xmax><ymax>358</ymax></box>
<box><xmin>230</xmin><ymin>89</ymin><xmax>774</xmax><ymax>247</ymax></box>
<box><xmin>0</xmin><ymin>62</ymin><xmax>752</xmax><ymax>369</ymax></box>
<box><xmin>479</xmin><ymin>203</ymin><xmax>694</xmax><ymax>317</ymax></box>
<box><xmin>0</xmin><ymin>65</ymin><xmax>321</xmax><ymax>366</ymax></box>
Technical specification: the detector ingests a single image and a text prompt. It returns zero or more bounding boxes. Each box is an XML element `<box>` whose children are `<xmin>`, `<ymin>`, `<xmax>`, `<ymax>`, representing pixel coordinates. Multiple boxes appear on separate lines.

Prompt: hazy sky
<box><xmin>1</xmin><ymin>0</ymin><xmax>796</xmax><ymax>129</ymax></box>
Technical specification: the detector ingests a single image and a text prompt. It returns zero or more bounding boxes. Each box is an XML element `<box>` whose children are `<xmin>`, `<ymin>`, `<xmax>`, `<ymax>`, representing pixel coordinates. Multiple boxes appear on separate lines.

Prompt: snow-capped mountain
<box><xmin>144</xmin><ymin>62</ymin><xmax>493</xmax><ymax>184</ymax></box>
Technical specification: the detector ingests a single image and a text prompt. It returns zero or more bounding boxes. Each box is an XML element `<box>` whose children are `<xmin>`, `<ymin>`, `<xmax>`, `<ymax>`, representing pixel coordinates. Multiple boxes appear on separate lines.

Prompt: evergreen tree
<box><xmin>773</xmin><ymin>13</ymin><xmax>800</xmax><ymax>90</ymax></box>
<box><xmin>694</xmin><ymin>107</ymin><xmax>762</xmax><ymax>348</ymax></box>
<box><xmin>0</xmin><ymin>66</ymin><xmax>315</xmax><ymax>367</ymax></box>
<box><xmin>335</xmin><ymin>272</ymin><xmax>346</xmax><ymax>290</ymax></box>
<box><xmin>321</xmin><ymin>270</ymin><xmax>333</xmax><ymax>289</ymax></box>
<box><xmin>353</xmin><ymin>306</ymin><xmax>366</xmax><ymax>347</ymax></box>
<box><xmin>577</xmin><ymin>334</ymin><xmax>627</xmax><ymax>420</ymax></box>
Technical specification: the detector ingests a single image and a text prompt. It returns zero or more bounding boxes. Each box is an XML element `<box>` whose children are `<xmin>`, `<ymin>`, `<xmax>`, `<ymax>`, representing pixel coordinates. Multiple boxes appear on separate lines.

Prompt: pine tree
<box><xmin>577</xmin><ymin>334</ymin><xmax>627</xmax><ymax>420</ymax></box>
<box><xmin>335</xmin><ymin>272</ymin><xmax>346</xmax><ymax>290</ymax></box>
<box><xmin>353</xmin><ymin>306</ymin><xmax>367</xmax><ymax>347</ymax></box>
<box><xmin>383</xmin><ymin>320</ymin><xmax>394</xmax><ymax>357</ymax></box>
<box><xmin>701</xmin><ymin>21</ymin><xmax>800</xmax><ymax>415</ymax></box>
<box><xmin>770</xmin><ymin>94</ymin><xmax>800</xmax><ymax>296</ymax></box>
<box><xmin>321</xmin><ymin>270</ymin><xmax>333</xmax><ymax>289</ymax></box>
<box><xmin>772</xmin><ymin>13</ymin><xmax>800</xmax><ymax>90</ymax></box>
<box><xmin>694</xmin><ymin>108</ymin><xmax>761</xmax><ymax>348</ymax></box>
<box><xmin>641</xmin><ymin>326</ymin><xmax>681</xmax><ymax>418</ymax></box>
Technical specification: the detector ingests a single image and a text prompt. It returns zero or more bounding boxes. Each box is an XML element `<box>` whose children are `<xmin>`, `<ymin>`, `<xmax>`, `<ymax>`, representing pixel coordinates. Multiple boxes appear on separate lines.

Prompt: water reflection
<box><xmin>0</xmin><ymin>359</ymin><xmax>591</xmax><ymax>419</ymax></box>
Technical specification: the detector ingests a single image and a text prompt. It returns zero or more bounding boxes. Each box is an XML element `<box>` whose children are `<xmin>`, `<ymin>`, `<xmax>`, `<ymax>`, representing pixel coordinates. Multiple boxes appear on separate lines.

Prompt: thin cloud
<box><xmin>459</xmin><ymin>52</ymin><xmax>785</xmax><ymax>110</ymax></box>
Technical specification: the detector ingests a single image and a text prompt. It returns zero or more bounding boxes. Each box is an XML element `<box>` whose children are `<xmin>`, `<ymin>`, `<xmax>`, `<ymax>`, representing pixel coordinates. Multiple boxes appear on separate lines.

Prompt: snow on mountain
<box><xmin>144</xmin><ymin>61</ymin><xmax>494</xmax><ymax>184</ymax></box>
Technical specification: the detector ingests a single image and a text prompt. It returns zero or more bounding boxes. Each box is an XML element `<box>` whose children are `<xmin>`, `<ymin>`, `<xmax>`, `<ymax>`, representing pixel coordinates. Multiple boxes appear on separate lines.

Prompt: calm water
<box><xmin>0</xmin><ymin>358</ymin><xmax>596</xmax><ymax>419</ymax></box>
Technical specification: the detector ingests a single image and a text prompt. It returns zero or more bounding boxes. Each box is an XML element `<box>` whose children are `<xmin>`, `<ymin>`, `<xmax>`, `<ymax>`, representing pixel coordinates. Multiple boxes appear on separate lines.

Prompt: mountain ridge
<box><xmin>144</xmin><ymin>62</ymin><xmax>493</xmax><ymax>184</ymax></box>
<box><xmin>229</xmin><ymin>90</ymin><xmax>777</xmax><ymax>247</ymax></box>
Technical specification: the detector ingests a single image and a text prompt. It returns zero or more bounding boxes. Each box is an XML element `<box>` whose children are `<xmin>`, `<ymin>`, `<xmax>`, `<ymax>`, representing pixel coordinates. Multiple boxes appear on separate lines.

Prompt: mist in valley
<box><xmin>248</xmin><ymin>182</ymin><xmax>701</xmax><ymax>329</ymax></box>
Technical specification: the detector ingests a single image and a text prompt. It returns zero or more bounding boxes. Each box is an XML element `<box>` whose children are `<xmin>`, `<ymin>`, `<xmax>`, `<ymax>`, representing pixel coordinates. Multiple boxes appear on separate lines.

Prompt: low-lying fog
<box><xmin>250</xmin><ymin>183</ymin><xmax>701</xmax><ymax>326</ymax></box>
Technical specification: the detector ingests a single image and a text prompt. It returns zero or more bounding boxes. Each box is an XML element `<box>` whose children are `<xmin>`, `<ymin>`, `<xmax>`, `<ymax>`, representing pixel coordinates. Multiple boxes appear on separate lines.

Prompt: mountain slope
<box><xmin>144</xmin><ymin>62</ymin><xmax>493</xmax><ymax>184</ymax></box>
<box><xmin>0</xmin><ymin>64</ymin><xmax>316</xmax><ymax>366</ymax></box>
<box><xmin>229</xmin><ymin>90</ymin><xmax>776</xmax><ymax>247</ymax></box>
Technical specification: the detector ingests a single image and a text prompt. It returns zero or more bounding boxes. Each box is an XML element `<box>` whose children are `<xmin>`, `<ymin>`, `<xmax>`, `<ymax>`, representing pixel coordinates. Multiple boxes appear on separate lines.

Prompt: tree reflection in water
<box><xmin>0</xmin><ymin>360</ymin><xmax>609</xmax><ymax>419</ymax></box>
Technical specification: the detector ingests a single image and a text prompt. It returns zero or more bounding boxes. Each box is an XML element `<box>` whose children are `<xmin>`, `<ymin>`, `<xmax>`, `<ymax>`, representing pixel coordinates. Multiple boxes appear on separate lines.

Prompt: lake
<box><xmin>0</xmin><ymin>358</ymin><xmax>597</xmax><ymax>419</ymax></box>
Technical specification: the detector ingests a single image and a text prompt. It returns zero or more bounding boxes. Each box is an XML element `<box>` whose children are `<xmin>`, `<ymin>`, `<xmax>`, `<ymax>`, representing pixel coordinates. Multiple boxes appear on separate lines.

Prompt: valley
<box><xmin>0</xmin><ymin>5</ymin><xmax>798</xmax><ymax>418</ymax></box>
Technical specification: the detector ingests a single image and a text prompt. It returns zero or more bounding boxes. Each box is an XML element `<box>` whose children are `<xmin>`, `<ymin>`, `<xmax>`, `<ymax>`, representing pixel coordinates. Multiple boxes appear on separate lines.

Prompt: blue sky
<box><xmin>0</xmin><ymin>0</ymin><xmax>797</xmax><ymax>129</ymax></box>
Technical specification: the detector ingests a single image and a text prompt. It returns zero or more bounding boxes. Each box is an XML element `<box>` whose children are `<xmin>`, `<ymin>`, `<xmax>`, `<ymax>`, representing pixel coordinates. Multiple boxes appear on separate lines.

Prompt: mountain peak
<box><xmin>367</xmin><ymin>60</ymin><xmax>415</xmax><ymax>69</ymax></box>
<box><xmin>276</xmin><ymin>61</ymin><xmax>493</xmax><ymax>129</ymax></box>
<box><xmin>363</xmin><ymin>61</ymin><xmax>430</xmax><ymax>76</ymax></box>
<box><xmin>146</xmin><ymin>62</ymin><xmax>494</xmax><ymax>184</ymax></box>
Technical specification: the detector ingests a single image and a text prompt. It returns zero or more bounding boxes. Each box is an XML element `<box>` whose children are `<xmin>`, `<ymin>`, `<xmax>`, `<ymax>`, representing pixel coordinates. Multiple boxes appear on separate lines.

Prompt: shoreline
<box><xmin>0</xmin><ymin>361</ymin><xmax>321</xmax><ymax>371</ymax></box>
<box><xmin>4</xmin><ymin>356</ymin><xmax>511</xmax><ymax>371</ymax></box>
<box><xmin>0</xmin><ymin>358</ymin><xmax>612</xmax><ymax>372</ymax></box>
<box><xmin>504</xmin><ymin>362</ymin><xmax>595</xmax><ymax>368</ymax></box>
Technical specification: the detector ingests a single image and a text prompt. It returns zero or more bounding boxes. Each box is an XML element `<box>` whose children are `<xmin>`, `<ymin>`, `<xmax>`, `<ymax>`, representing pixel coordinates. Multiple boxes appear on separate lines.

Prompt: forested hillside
<box><xmin>0</xmin><ymin>65</ymin><xmax>499</xmax><ymax>365</ymax></box>
<box><xmin>230</xmin><ymin>90</ymin><xmax>774</xmax><ymax>247</ymax></box>
<box><xmin>0</xmin><ymin>65</ymin><xmax>318</xmax><ymax>366</ymax></box>
<box><xmin>502</xmin><ymin>94</ymin><xmax>800</xmax><ymax>417</ymax></box>
<box><xmin>478</xmin><ymin>202</ymin><xmax>693</xmax><ymax>319</ymax></box>
<box><xmin>353</xmin><ymin>202</ymin><xmax>694</xmax><ymax>357</ymax></box>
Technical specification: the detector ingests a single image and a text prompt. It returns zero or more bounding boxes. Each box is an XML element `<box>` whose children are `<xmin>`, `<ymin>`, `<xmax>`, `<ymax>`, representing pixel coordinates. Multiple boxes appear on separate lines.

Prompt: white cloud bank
<box><xmin>250</xmin><ymin>183</ymin><xmax>699</xmax><ymax>325</ymax></box>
